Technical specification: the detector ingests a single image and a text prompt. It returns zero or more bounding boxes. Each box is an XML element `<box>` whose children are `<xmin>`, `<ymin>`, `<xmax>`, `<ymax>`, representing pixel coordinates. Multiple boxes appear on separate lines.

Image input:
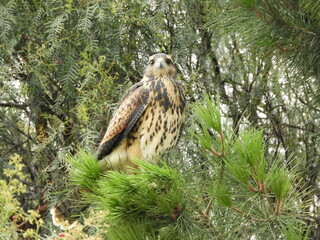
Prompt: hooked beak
<box><xmin>155</xmin><ymin>58</ymin><xmax>165</xmax><ymax>69</ymax></box>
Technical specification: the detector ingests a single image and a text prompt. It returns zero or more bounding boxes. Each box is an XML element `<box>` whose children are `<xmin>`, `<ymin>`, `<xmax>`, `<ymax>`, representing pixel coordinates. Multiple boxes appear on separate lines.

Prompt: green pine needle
<box><xmin>233</xmin><ymin>129</ymin><xmax>266</xmax><ymax>181</ymax></box>
<box><xmin>266</xmin><ymin>163</ymin><xmax>292</xmax><ymax>201</ymax></box>
<box><xmin>68</xmin><ymin>148</ymin><xmax>101</xmax><ymax>190</ymax></box>
<box><xmin>91</xmin><ymin>161</ymin><xmax>185</xmax><ymax>225</ymax></box>
<box><xmin>281</xmin><ymin>221</ymin><xmax>311</xmax><ymax>240</ymax></box>
<box><xmin>106</xmin><ymin>218</ymin><xmax>158</xmax><ymax>240</ymax></box>
<box><xmin>193</xmin><ymin>94</ymin><xmax>222</xmax><ymax>133</ymax></box>
<box><xmin>213</xmin><ymin>183</ymin><xmax>233</xmax><ymax>207</ymax></box>
<box><xmin>225</xmin><ymin>156</ymin><xmax>251</xmax><ymax>185</ymax></box>
<box><xmin>242</xmin><ymin>0</ymin><xmax>256</xmax><ymax>8</ymax></box>
<box><xmin>192</xmin><ymin>123</ymin><xmax>215</xmax><ymax>151</ymax></box>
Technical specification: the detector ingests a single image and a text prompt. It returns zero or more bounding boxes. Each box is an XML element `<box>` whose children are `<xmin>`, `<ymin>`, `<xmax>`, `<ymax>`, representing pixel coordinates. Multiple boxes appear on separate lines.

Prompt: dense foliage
<box><xmin>0</xmin><ymin>0</ymin><xmax>319</xmax><ymax>239</ymax></box>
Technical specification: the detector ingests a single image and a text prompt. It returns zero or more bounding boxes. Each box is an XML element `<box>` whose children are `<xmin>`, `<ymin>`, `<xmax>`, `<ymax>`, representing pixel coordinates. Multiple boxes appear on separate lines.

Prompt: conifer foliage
<box><xmin>65</xmin><ymin>97</ymin><xmax>311</xmax><ymax>239</ymax></box>
<box><xmin>212</xmin><ymin>0</ymin><xmax>320</xmax><ymax>78</ymax></box>
<box><xmin>0</xmin><ymin>0</ymin><xmax>319</xmax><ymax>239</ymax></box>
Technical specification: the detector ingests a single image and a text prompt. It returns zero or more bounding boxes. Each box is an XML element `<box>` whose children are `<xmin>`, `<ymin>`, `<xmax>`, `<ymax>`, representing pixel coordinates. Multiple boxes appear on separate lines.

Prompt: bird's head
<box><xmin>144</xmin><ymin>53</ymin><xmax>177</xmax><ymax>78</ymax></box>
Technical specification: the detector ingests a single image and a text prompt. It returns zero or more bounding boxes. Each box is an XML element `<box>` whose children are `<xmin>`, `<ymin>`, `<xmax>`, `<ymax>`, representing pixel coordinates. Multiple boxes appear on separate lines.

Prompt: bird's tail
<box><xmin>50</xmin><ymin>187</ymin><xmax>89</xmax><ymax>229</ymax></box>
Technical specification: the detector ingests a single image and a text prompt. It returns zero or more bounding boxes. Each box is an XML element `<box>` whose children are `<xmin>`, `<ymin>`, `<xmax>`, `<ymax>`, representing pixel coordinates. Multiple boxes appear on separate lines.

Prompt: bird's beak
<box><xmin>155</xmin><ymin>58</ymin><xmax>164</xmax><ymax>69</ymax></box>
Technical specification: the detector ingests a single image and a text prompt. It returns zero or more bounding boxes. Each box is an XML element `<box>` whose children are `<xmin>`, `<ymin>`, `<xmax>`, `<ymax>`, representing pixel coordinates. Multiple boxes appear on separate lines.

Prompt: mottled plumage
<box><xmin>96</xmin><ymin>53</ymin><xmax>185</xmax><ymax>172</ymax></box>
<box><xmin>51</xmin><ymin>53</ymin><xmax>185</xmax><ymax>229</ymax></box>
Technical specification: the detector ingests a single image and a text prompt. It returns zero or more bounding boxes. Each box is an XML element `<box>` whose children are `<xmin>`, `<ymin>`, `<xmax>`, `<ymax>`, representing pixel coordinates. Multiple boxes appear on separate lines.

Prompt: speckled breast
<box><xmin>128</xmin><ymin>77</ymin><xmax>185</xmax><ymax>162</ymax></box>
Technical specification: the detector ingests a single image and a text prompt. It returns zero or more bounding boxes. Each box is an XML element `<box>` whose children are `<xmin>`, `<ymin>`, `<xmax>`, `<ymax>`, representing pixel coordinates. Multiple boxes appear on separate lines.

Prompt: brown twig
<box><xmin>231</xmin><ymin>207</ymin><xmax>266</xmax><ymax>222</ymax></box>
<box><xmin>209</xmin><ymin>131</ymin><xmax>225</xmax><ymax>158</ymax></box>
<box><xmin>247</xmin><ymin>185</ymin><xmax>259</xmax><ymax>193</ymax></box>
<box><xmin>195</xmin><ymin>197</ymin><xmax>214</xmax><ymax>224</ymax></box>
<box><xmin>274</xmin><ymin>199</ymin><xmax>281</xmax><ymax>215</ymax></box>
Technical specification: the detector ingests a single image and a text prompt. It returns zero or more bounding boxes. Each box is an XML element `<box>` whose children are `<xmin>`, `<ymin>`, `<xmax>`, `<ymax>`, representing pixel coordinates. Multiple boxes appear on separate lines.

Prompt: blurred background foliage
<box><xmin>0</xmin><ymin>0</ymin><xmax>319</xmax><ymax>239</ymax></box>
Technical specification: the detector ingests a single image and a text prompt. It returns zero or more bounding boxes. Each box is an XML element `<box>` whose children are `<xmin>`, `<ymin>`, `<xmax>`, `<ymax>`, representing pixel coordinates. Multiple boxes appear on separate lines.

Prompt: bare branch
<box><xmin>0</xmin><ymin>102</ymin><xmax>28</xmax><ymax>109</ymax></box>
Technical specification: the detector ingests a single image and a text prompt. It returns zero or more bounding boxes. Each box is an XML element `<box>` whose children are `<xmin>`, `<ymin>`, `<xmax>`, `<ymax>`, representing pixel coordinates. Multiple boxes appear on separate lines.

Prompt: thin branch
<box><xmin>0</xmin><ymin>102</ymin><xmax>28</xmax><ymax>109</ymax></box>
<box><xmin>210</xmin><ymin>148</ymin><xmax>223</xmax><ymax>158</ymax></box>
<box><xmin>1</xmin><ymin>140</ymin><xmax>30</xmax><ymax>157</ymax></box>
<box><xmin>204</xmin><ymin>197</ymin><xmax>213</xmax><ymax>217</ymax></box>
<box><xmin>231</xmin><ymin>207</ymin><xmax>267</xmax><ymax>222</ymax></box>
<box><xmin>209</xmin><ymin>131</ymin><xmax>225</xmax><ymax>158</ymax></box>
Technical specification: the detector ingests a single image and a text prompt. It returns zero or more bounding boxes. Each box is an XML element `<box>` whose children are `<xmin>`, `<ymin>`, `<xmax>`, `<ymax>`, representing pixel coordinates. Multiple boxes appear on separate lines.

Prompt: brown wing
<box><xmin>95</xmin><ymin>82</ymin><xmax>149</xmax><ymax>160</ymax></box>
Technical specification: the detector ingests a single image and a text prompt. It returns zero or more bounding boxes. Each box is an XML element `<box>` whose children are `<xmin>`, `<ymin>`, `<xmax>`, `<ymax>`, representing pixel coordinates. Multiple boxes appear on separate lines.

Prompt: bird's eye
<box><xmin>149</xmin><ymin>60</ymin><xmax>155</xmax><ymax>65</ymax></box>
<box><xmin>166</xmin><ymin>59</ymin><xmax>172</xmax><ymax>65</ymax></box>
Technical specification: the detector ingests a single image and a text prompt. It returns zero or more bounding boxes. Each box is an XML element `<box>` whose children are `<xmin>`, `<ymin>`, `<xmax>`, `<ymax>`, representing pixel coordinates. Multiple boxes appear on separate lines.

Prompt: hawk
<box><xmin>51</xmin><ymin>53</ymin><xmax>186</xmax><ymax>228</ymax></box>
<box><xmin>96</xmin><ymin>53</ymin><xmax>186</xmax><ymax>172</ymax></box>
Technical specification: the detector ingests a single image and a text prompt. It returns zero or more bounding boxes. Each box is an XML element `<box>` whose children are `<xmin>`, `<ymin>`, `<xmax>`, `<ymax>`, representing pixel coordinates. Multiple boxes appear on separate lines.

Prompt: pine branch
<box><xmin>212</xmin><ymin>0</ymin><xmax>320</xmax><ymax>78</ymax></box>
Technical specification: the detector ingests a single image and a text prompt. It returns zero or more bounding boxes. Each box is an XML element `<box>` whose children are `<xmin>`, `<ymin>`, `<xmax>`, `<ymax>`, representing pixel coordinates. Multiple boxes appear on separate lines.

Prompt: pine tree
<box><xmin>66</xmin><ymin>96</ymin><xmax>311</xmax><ymax>239</ymax></box>
<box><xmin>208</xmin><ymin>1</ymin><xmax>320</xmax><ymax>237</ymax></box>
<box><xmin>211</xmin><ymin>0</ymin><xmax>320</xmax><ymax>79</ymax></box>
<box><xmin>0</xmin><ymin>0</ymin><xmax>319</xmax><ymax>238</ymax></box>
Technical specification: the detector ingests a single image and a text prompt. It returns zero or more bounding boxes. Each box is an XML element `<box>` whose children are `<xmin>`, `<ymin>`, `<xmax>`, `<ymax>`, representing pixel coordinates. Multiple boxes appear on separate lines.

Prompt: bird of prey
<box><xmin>51</xmin><ymin>53</ymin><xmax>186</xmax><ymax>228</ymax></box>
<box><xmin>96</xmin><ymin>53</ymin><xmax>186</xmax><ymax>172</ymax></box>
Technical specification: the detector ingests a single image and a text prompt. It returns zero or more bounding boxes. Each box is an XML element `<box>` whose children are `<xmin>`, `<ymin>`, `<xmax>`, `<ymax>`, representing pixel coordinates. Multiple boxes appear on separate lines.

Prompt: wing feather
<box><xmin>96</xmin><ymin>83</ymin><xmax>149</xmax><ymax>160</ymax></box>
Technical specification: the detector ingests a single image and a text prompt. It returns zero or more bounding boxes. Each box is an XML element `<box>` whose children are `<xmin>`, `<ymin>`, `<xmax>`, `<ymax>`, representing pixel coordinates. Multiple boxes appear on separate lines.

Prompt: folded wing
<box><xmin>96</xmin><ymin>82</ymin><xmax>150</xmax><ymax>160</ymax></box>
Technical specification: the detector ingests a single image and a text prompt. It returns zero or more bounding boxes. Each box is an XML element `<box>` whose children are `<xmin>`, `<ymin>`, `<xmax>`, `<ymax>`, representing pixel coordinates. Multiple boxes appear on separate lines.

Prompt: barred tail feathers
<box><xmin>51</xmin><ymin>187</ymin><xmax>89</xmax><ymax>229</ymax></box>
